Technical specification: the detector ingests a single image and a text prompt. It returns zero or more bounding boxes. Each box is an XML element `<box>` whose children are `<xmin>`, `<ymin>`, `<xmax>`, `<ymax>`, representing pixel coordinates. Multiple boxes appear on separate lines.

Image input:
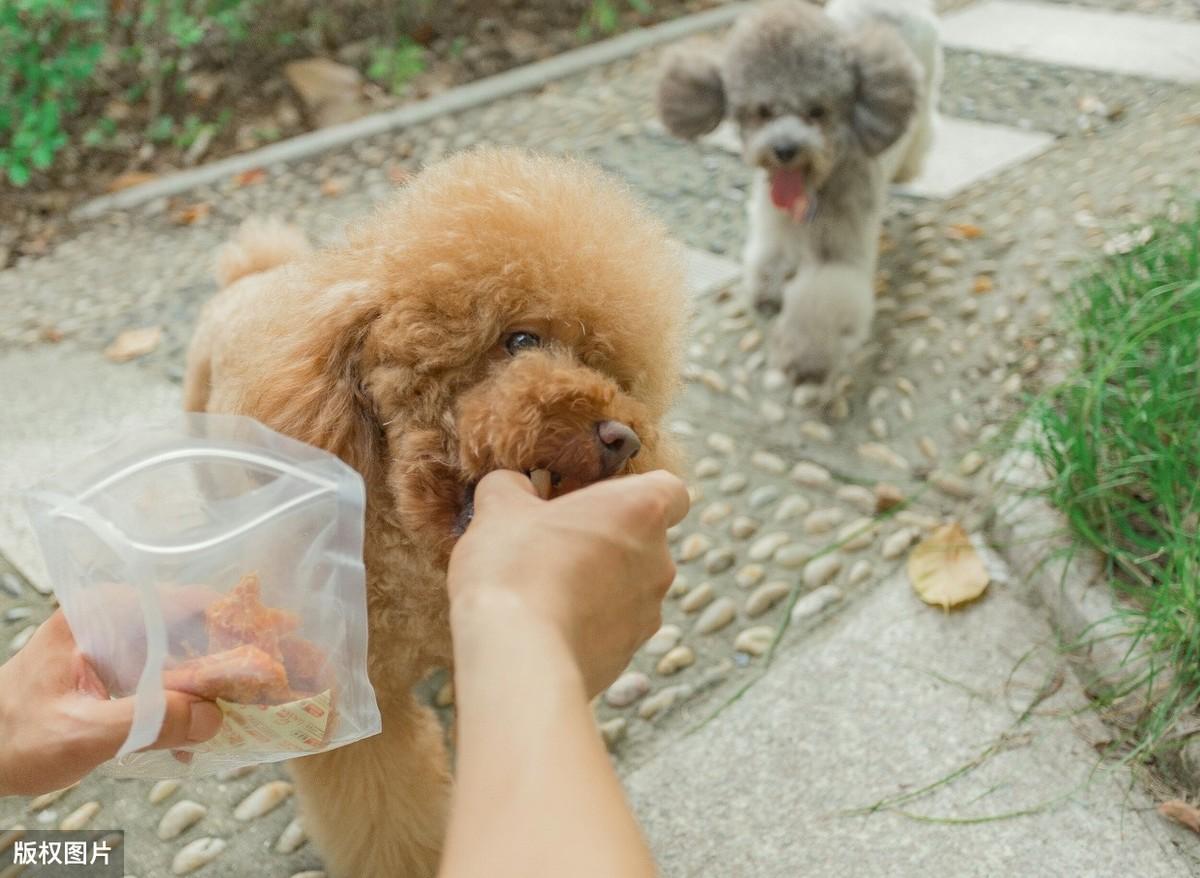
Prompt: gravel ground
<box><xmin>2</xmin><ymin>4</ymin><xmax>1200</xmax><ymax>875</ymax></box>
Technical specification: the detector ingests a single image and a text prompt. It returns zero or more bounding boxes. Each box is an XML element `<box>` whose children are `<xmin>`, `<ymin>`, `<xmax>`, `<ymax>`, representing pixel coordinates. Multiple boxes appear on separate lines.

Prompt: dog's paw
<box><xmin>768</xmin><ymin>323</ymin><xmax>834</xmax><ymax>386</ymax></box>
<box><xmin>744</xmin><ymin>267</ymin><xmax>788</xmax><ymax>317</ymax></box>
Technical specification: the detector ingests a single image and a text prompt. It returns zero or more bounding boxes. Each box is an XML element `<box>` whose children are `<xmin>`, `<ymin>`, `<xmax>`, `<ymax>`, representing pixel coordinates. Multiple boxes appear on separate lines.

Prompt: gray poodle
<box><xmin>658</xmin><ymin>0</ymin><xmax>941</xmax><ymax>387</ymax></box>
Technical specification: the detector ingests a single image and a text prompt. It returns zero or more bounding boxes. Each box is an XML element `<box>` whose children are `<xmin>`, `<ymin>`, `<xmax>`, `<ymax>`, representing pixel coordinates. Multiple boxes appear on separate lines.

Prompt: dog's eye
<box><xmin>505</xmin><ymin>331</ymin><xmax>541</xmax><ymax>355</ymax></box>
<box><xmin>809</xmin><ymin>105</ymin><xmax>826</xmax><ymax>121</ymax></box>
<box><xmin>756</xmin><ymin>103</ymin><xmax>775</xmax><ymax>122</ymax></box>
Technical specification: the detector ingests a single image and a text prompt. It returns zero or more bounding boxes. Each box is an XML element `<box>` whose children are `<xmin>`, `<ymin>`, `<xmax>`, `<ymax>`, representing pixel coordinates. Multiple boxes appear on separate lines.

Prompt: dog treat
<box><xmin>164</xmin><ymin>573</ymin><xmax>328</xmax><ymax>705</ymax></box>
<box><xmin>529</xmin><ymin>468</ymin><xmax>553</xmax><ymax>500</ymax></box>
<box><xmin>206</xmin><ymin>572</ymin><xmax>299</xmax><ymax>660</ymax></box>
<box><xmin>278</xmin><ymin>634</ymin><xmax>328</xmax><ymax>693</ymax></box>
<box><xmin>164</xmin><ymin>644</ymin><xmax>292</xmax><ymax>704</ymax></box>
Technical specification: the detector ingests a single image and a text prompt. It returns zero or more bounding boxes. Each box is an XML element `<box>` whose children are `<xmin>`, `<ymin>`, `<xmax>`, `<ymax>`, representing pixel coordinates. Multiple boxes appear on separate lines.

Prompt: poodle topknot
<box><xmin>658</xmin><ymin>0</ymin><xmax>941</xmax><ymax>388</ymax></box>
<box><xmin>184</xmin><ymin>147</ymin><xmax>687</xmax><ymax>878</ymax></box>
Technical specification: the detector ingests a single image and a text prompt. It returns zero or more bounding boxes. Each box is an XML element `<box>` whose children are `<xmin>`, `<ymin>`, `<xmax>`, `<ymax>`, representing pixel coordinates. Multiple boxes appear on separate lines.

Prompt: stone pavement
<box><xmin>2</xmin><ymin>0</ymin><xmax>1200</xmax><ymax>875</ymax></box>
<box><xmin>628</xmin><ymin>564</ymin><xmax>1185</xmax><ymax>878</ymax></box>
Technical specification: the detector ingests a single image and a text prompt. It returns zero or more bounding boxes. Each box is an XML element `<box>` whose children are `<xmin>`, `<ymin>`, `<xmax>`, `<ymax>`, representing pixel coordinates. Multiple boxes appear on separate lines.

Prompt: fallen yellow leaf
<box><xmin>171</xmin><ymin>202</ymin><xmax>211</xmax><ymax>226</ymax></box>
<box><xmin>947</xmin><ymin>222</ymin><xmax>984</xmax><ymax>240</ymax></box>
<box><xmin>320</xmin><ymin>177</ymin><xmax>346</xmax><ymax>197</ymax></box>
<box><xmin>233</xmin><ymin>168</ymin><xmax>267</xmax><ymax>188</ymax></box>
<box><xmin>972</xmin><ymin>275</ymin><xmax>995</xmax><ymax>294</ymax></box>
<box><xmin>1159</xmin><ymin>800</ymin><xmax>1200</xmax><ymax>834</ymax></box>
<box><xmin>907</xmin><ymin>523</ymin><xmax>989</xmax><ymax>610</ymax></box>
<box><xmin>104</xmin><ymin>326</ymin><xmax>163</xmax><ymax>363</ymax></box>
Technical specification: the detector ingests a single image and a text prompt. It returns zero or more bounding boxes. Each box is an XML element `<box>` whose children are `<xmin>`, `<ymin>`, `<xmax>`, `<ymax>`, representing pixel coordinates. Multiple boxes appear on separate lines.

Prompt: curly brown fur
<box><xmin>184</xmin><ymin>147</ymin><xmax>687</xmax><ymax>877</ymax></box>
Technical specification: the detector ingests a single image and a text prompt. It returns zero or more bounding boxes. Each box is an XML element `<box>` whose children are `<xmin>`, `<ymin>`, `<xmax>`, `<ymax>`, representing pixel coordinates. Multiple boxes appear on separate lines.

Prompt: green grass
<box><xmin>1026</xmin><ymin>205</ymin><xmax>1200</xmax><ymax>754</ymax></box>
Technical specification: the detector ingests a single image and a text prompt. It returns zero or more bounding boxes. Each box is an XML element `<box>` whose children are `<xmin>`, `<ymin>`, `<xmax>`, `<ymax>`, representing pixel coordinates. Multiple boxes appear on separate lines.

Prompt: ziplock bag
<box><xmin>23</xmin><ymin>413</ymin><xmax>381</xmax><ymax>778</ymax></box>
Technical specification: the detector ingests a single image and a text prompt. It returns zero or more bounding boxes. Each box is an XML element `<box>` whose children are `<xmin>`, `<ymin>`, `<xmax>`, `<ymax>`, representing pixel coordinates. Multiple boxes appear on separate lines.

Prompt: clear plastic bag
<box><xmin>23</xmin><ymin>413</ymin><xmax>381</xmax><ymax>778</ymax></box>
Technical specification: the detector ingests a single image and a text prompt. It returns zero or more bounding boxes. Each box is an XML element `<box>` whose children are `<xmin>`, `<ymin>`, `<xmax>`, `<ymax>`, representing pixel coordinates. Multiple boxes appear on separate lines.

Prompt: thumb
<box><xmin>151</xmin><ymin>692</ymin><xmax>224</xmax><ymax>750</ymax></box>
<box><xmin>87</xmin><ymin>691</ymin><xmax>224</xmax><ymax>755</ymax></box>
<box><xmin>472</xmin><ymin>469</ymin><xmax>538</xmax><ymax>514</ymax></box>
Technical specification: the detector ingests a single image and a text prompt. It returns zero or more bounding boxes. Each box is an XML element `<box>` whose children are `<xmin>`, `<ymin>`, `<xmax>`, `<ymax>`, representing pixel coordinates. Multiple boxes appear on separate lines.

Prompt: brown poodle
<box><xmin>183</xmin><ymin>147</ymin><xmax>687</xmax><ymax>877</ymax></box>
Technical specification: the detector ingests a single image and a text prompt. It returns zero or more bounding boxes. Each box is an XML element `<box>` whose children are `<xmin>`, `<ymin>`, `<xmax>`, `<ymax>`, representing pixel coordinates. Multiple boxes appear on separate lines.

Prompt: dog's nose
<box><xmin>596</xmin><ymin>420</ymin><xmax>641</xmax><ymax>477</ymax></box>
<box><xmin>772</xmin><ymin>142</ymin><xmax>799</xmax><ymax>164</ymax></box>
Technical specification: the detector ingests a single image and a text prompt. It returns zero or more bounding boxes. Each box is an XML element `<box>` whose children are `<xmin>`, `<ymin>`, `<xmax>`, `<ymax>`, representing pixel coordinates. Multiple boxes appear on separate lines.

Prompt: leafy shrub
<box><xmin>0</xmin><ymin>0</ymin><xmax>259</xmax><ymax>187</ymax></box>
<box><xmin>0</xmin><ymin>0</ymin><xmax>106</xmax><ymax>185</ymax></box>
<box><xmin>578</xmin><ymin>0</ymin><xmax>653</xmax><ymax>40</ymax></box>
<box><xmin>368</xmin><ymin>38</ymin><xmax>427</xmax><ymax>95</ymax></box>
<box><xmin>0</xmin><ymin>0</ymin><xmax>654</xmax><ymax>188</ymax></box>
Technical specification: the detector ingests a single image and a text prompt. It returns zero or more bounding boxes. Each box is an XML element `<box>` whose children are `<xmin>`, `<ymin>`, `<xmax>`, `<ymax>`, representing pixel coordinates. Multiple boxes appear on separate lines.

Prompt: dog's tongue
<box><xmin>770</xmin><ymin>169</ymin><xmax>810</xmax><ymax>221</ymax></box>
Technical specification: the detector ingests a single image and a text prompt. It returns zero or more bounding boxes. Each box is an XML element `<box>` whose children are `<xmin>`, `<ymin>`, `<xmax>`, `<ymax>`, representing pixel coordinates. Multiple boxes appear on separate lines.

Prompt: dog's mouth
<box><xmin>769</xmin><ymin>169</ymin><xmax>817</xmax><ymax>223</ymax></box>
<box><xmin>450</xmin><ymin>420</ymin><xmax>641</xmax><ymax>535</ymax></box>
<box><xmin>452</xmin><ymin>468</ymin><xmax>555</xmax><ymax>535</ymax></box>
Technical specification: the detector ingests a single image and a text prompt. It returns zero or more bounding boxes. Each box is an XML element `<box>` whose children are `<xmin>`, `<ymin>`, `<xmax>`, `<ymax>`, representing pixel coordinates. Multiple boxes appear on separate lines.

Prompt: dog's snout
<box><xmin>596</xmin><ymin>420</ymin><xmax>641</xmax><ymax>477</ymax></box>
<box><xmin>772</xmin><ymin>142</ymin><xmax>799</xmax><ymax>164</ymax></box>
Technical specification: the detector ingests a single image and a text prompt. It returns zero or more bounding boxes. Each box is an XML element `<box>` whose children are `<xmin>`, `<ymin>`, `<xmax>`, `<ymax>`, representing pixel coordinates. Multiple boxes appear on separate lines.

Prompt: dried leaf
<box><xmin>387</xmin><ymin>165</ymin><xmax>413</xmax><ymax>186</ymax></box>
<box><xmin>233</xmin><ymin>168</ymin><xmax>267</xmax><ymax>188</ymax></box>
<box><xmin>972</xmin><ymin>275</ymin><xmax>994</xmax><ymax>295</ymax></box>
<box><xmin>1159</xmin><ymin>800</ymin><xmax>1200</xmax><ymax>834</ymax></box>
<box><xmin>947</xmin><ymin>222</ymin><xmax>984</xmax><ymax>240</ymax></box>
<box><xmin>907</xmin><ymin>523</ymin><xmax>989</xmax><ymax>610</ymax></box>
<box><xmin>171</xmin><ymin>202</ymin><xmax>211</xmax><ymax>226</ymax></box>
<box><xmin>104</xmin><ymin>326</ymin><xmax>162</xmax><ymax>363</ymax></box>
<box><xmin>108</xmin><ymin>171</ymin><xmax>158</xmax><ymax>193</ymax></box>
<box><xmin>40</xmin><ymin>326</ymin><xmax>64</xmax><ymax>343</ymax></box>
<box><xmin>320</xmin><ymin>177</ymin><xmax>346</xmax><ymax>198</ymax></box>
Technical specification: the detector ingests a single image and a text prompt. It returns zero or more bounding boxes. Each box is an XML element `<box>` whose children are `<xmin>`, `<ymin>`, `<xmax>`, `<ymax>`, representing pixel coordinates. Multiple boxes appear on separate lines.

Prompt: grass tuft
<box><xmin>1026</xmin><ymin>204</ymin><xmax>1200</xmax><ymax>753</ymax></box>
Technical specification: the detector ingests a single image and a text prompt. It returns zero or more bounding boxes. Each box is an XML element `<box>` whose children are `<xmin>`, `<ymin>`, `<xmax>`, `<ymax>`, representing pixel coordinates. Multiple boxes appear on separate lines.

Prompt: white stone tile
<box><xmin>941</xmin><ymin>1</ymin><xmax>1200</xmax><ymax>83</ymax></box>
<box><xmin>896</xmin><ymin>116</ymin><xmax>1055</xmax><ymax>199</ymax></box>
<box><xmin>683</xmin><ymin>246</ymin><xmax>741</xmax><ymax>296</ymax></box>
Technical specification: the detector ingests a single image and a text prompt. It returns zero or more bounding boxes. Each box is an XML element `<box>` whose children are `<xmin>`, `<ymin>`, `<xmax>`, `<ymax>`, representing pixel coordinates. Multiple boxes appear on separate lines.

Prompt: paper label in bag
<box><xmin>192</xmin><ymin>689</ymin><xmax>333</xmax><ymax>754</ymax></box>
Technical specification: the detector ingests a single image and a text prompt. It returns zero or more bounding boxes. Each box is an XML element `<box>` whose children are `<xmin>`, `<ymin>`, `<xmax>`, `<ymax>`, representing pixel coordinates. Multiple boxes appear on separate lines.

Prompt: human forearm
<box><xmin>440</xmin><ymin>597</ymin><xmax>656</xmax><ymax>878</ymax></box>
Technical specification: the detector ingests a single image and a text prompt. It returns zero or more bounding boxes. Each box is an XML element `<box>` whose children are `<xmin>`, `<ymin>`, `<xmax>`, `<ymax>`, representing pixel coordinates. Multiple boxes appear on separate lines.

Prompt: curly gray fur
<box><xmin>655</xmin><ymin>0</ymin><xmax>941</xmax><ymax>389</ymax></box>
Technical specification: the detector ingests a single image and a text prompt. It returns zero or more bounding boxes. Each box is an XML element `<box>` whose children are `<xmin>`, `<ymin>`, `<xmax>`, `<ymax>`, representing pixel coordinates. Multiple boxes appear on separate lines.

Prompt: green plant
<box><xmin>0</xmin><ymin>0</ymin><xmax>106</xmax><ymax>185</ymax></box>
<box><xmin>0</xmin><ymin>0</ymin><xmax>259</xmax><ymax>187</ymax></box>
<box><xmin>578</xmin><ymin>0</ymin><xmax>653</xmax><ymax>40</ymax></box>
<box><xmin>368</xmin><ymin>37</ymin><xmax>426</xmax><ymax>95</ymax></box>
<box><xmin>1025</xmin><ymin>205</ymin><xmax>1200</xmax><ymax>757</ymax></box>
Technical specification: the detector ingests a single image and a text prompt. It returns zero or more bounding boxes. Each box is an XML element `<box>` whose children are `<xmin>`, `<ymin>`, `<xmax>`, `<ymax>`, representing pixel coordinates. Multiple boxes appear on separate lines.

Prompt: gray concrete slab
<box><xmin>626</xmin><ymin>566</ymin><xmax>1188</xmax><ymax>877</ymax></box>
<box><xmin>894</xmin><ymin>116</ymin><xmax>1056</xmax><ymax>199</ymax></box>
<box><xmin>700</xmin><ymin>116</ymin><xmax>1057</xmax><ymax>200</ymax></box>
<box><xmin>0</xmin><ymin>347</ymin><xmax>181</xmax><ymax>593</ymax></box>
<box><xmin>941</xmin><ymin>1</ymin><xmax>1200</xmax><ymax>83</ymax></box>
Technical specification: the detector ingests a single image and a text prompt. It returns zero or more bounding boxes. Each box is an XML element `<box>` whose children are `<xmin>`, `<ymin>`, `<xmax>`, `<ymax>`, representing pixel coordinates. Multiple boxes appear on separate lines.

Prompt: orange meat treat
<box><xmin>205</xmin><ymin>572</ymin><xmax>299</xmax><ymax>660</ymax></box>
<box><xmin>279</xmin><ymin>634</ymin><xmax>327</xmax><ymax>693</ymax></box>
<box><xmin>163</xmin><ymin>644</ymin><xmax>292</xmax><ymax>704</ymax></box>
<box><xmin>165</xmin><ymin>571</ymin><xmax>331</xmax><ymax>705</ymax></box>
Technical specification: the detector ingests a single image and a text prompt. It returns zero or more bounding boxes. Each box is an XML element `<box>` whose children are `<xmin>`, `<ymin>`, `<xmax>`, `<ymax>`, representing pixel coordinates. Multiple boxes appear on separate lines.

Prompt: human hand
<box><xmin>447</xmin><ymin>469</ymin><xmax>690</xmax><ymax>697</ymax></box>
<box><xmin>0</xmin><ymin>610</ymin><xmax>224</xmax><ymax>797</ymax></box>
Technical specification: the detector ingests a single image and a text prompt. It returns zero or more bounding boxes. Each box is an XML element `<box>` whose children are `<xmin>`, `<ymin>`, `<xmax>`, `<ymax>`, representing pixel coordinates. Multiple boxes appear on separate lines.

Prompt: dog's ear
<box><xmin>241</xmin><ymin>281</ymin><xmax>383</xmax><ymax>479</ymax></box>
<box><xmin>657</xmin><ymin>47</ymin><xmax>726</xmax><ymax>140</ymax></box>
<box><xmin>847</xmin><ymin>23</ymin><xmax>920</xmax><ymax>156</ymax></box>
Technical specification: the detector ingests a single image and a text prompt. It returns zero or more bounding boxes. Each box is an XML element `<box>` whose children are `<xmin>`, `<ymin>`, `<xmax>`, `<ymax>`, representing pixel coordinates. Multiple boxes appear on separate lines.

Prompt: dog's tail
<box><xmin>215</xmin><ymin>217</ymin><xmax>311</xmax><ymax>288</ymax></box>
